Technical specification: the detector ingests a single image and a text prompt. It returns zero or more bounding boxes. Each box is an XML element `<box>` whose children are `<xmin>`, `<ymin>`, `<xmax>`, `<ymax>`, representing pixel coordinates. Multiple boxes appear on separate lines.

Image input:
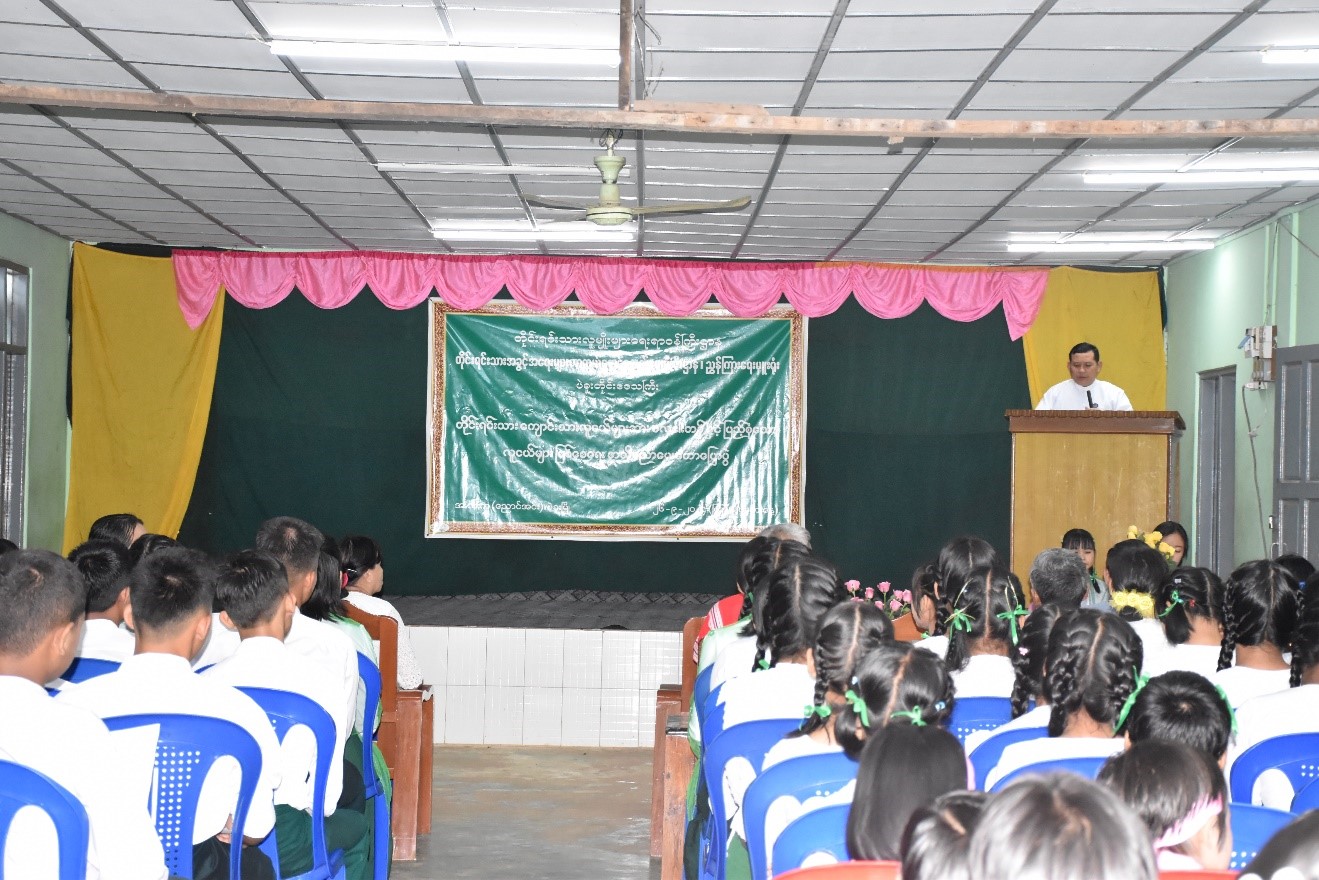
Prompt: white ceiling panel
<box><xmin>0</xmin><ymin>53</ymin><xmax>148</xmax><ymax>89</ymax></box>
<box><xmin>1017</xmin><ymin>13</ymin><xmax>1237</xmax><ymax>50</ymax></box>
<box><xmin>52</xmin><ymin>0</ymin><xmax>255</xmax><ymax>34</ymax></box>
<box><xmin>643</xmin><ymin>14</ymin><xmax>830</xmax><ymax>51</ymax></box>
<box><xmin>305</xmin><ymin>73</ymin><xmax>473</xmax><ymax>103</ymax></box>
<box><xmin>247</xmin><ymin>2</ymin><xmax>447</xmax><ymax>41</ymax></box>
<box><xmin>831</xmin><ymin>14</ymin><xmax>1030</xmax><ymax>52</ymax></box>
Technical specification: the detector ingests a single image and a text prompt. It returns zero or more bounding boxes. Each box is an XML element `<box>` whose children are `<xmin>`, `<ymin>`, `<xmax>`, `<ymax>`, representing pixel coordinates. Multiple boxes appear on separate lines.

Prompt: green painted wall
<box><xmin>0</xmin><ymin>214</ymin><xmax>70</xmax><ymax>549</ymax></box>
<box><xmin>1165</xmin><ymin>205</ymin><xmax>1319</xmax><ymax>565</ymax></box>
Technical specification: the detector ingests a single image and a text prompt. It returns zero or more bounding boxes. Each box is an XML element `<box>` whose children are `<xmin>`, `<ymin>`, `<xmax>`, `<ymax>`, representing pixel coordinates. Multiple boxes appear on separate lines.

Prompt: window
<box><xmin>1</xmin><ymin>262</ymin><xmax>27</xmax><ymax>544</ymax></box>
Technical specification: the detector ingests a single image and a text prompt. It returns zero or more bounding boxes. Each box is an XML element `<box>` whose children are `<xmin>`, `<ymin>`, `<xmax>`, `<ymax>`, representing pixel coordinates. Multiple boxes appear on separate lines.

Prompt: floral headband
<box><xmin>1153</xmin><ymin>795</ymin><xmax>1224</xmax><ymax>852</ymax></box>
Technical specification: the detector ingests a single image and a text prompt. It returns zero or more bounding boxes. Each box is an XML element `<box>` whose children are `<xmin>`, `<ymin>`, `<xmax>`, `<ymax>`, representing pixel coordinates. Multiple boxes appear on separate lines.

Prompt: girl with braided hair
<box><xmin>762</xmin><ymin>600</ymin><xmax>893</xmax><ymax>769</ymax></box>
<box><xmin>707</xmin><ymin>538</ymin><xmax>811</xmax><ymax>692</ymax></box>
<box><xmin>833</xmin><ymin>640</ymin><xmax>956</xmax><ymax>760</ymax></box>
<box><xmin>1213</xmin><ymin>559</ymin><xmax>1299</xmax><ymax>708</ymax></box>
<box><xmin>914</xmin><ymin>537</ymin><xmax>1001</xmax><ymax>660</ymax></box>
<box><xmin>982</xmin><ymin>609</ymin><xmax>1143</xmax><ymax>790</ymax></box>
<box><xmin>1142</xmin><ymin>567</ymin><xmax>1226</xmax><ymax>678</ymax></box>
<box><xmin>943</xmin><ymin>566</ymin><xmax>1027</xmax><ymax>698</ymax></box>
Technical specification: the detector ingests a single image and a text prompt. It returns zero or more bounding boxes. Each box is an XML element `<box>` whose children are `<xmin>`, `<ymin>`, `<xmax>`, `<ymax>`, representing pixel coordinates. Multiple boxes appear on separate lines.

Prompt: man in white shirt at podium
<box><xmin>1036</xmin><ymin>342</ymin><xmax>1134</xmax><ymax>411</ymax></box>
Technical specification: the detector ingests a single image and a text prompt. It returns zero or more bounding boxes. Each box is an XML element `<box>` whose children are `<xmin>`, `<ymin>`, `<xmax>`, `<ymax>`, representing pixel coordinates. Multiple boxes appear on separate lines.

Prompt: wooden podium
<box><xmin>1007</xmin><ymin>410</ymin><xmax>1185</xmax><ymax>590</ymax></box>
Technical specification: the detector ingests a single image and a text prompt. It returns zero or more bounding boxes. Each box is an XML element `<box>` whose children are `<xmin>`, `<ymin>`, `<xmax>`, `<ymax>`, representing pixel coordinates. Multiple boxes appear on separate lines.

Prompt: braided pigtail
<box><xmin>1043</xmin><ymin>610</ymin><xmax>1143</xmax><ymax>736</ymax></box>
<box><xmin>744</xmin><ymin>538</ymin><xmax>810</xmax><ymax>641</ymax></box>
<box><xmin>933</xmin><ymin>536</ymin><xmax>1000</xmax><ymax>638</ymax></box>
<box><xmin>836</xmin><ymin>642</ymin><xmax>914</xmax><ymax>758</ymax></box>
<box><xmin>793</xmin><ymin>601</ymin><xmax>892</xmax><ymax>738</ymax></box>
<box><xmin>1290</xmin><ymin>588</ymin><xmax>1319</xmax><ymax>688</ymax></box>
<box><xmin>755</xmin><ymin>555</ymin><xmax>843</xmax><ymax>674</ymax></box>
<box><xmin>1155</xmin><ymin>567</ymin><xmax>1221</xmax><ymax>645</ymax></box>
<box><xmin>1217</xmin><ymin>577</ymin><xmax>1238</xmax><ymax>672</ymax></box>
<box><xmin>1010</xmin><ymin>604</ymin><xmax>1065</xmax><ymax>718</ymax></box>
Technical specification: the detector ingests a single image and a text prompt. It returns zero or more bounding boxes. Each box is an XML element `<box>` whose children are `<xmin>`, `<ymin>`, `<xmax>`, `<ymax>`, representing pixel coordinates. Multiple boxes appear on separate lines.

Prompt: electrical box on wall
<box><xmin>1240</xmin><ymin>324</ymin><xmax>1277</xmax><ymax>388</ymax></box>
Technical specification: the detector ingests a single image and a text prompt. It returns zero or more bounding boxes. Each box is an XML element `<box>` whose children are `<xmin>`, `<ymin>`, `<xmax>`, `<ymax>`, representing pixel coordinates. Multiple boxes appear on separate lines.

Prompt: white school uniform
<box><xmin>285</xmin><ymin>612</ymin><xmax>359</xmax><ymax>737</ymax></box>
<box><xmin>982</xmin><ymin>735</ymin><xmax>1125</xmax><ymax>791</ymax></box>
<box><xmin>1130</xmin><ymin>618</ymin><xmax>1170</xmax><ymax>672</ymax></box>
<box><xmin>916</xmin><ymin>634</ymin><xmax>949</xmax><ymax>659</ymax></box>
<box><xmin>1213</xmin><ymin>665</ymin><xmax>1292</xmax><ymax>709</ymax></box>
<box><xmin>76</xmin><ymin>618</ymin><xmax>136</xmax><ymax>663</ymax></box>
<box><xmin>1144</xmin><ymin>643</ymin><xmax>1223</xmax><ymax>679</ymax></box>
<box><xmin>342</xmin><ymin>592</ymin><xmax>423</xmax><ymax>689</ymax></box>
<box><xmin>57</xmin><ymin>652</ymin><xmax>282</xmax><ymax>843</ymax></box>
<box><xmin>203</xmin><ymin>636</ymin><xmax>347</xmax><ymax>815</ymax></box>
<box><xmin>699</xmin><ymin>619</ymin><xmax>749</xmax><ymax>674</ymax></box>
<box><xmin>762</xmin><ymin>731</ymin><xmax>841</xmax><ymax>770</ymax></box>
<box><xmin>964</xmin><ymin>703</ymin><xmax>1052</xmax><ymax>755</ymax></box>
<box><xmin>1226</xmin><ymin>684</ymin><xmax>1319</xmax><ymax>809</ymax></box>
<box><xmin>0</xmin><ymin>675</ymin><xmax>168</xmax><ymax>880</ymax></box>
<box><xmin>191</xmin><ymin>613</ymin><xmax>242</xmax><ymax>669</ymax></box>
<box><xmin>710</xmin><ymin>634</ymin><xmax>761</xmax><ymax>693</ymax></box>
<box><xmin>950</xmin><ymin>654</ymin><xmax>1015</xmax><ymax>698</ymax></box>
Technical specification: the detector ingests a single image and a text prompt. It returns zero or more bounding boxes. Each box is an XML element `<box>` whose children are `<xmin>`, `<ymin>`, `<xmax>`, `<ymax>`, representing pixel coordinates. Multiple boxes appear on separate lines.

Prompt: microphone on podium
<box><xmin>1087</xmin><ymin>390</ymin><xmax>1097</xmax><ymax>409</ymax></box>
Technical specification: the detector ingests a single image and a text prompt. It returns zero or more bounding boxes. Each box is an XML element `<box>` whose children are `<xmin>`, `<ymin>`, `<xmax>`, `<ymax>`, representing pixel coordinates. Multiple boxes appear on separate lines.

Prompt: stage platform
<box><xmin>394</xmin><ymin>590</ymin><xmax>722</xmax><ymax>631</ymax></box>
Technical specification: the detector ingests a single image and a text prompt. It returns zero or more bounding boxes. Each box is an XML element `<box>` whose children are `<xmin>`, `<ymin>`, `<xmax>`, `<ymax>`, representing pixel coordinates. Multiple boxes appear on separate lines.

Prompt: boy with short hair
<box><xmin>206</xmin><ymin>550</ymin><xmax>369</xmax><ymax>880</ymax></box>
<box><xmin>68</xmin><ymin>539</ymin><xmax>136</xmax><ymax>662</ymax></box>
<box><xmin>0</xmin><ymin>549</ymin><xmax>167</xmax><ymax>880</ymax></box>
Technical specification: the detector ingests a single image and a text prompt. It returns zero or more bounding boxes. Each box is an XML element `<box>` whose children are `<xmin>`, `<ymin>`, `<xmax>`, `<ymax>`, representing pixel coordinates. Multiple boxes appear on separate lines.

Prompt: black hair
<box><xmin>0</xmin><ymin>538</ymin><xmax>18</xmax><ymax>556</ymax></box>
<box><xmin>1061</xmin><ymin>528</ymin><xmax>1097</xmax><ymax>576</ymax></box>
<box><xmin>1029</xmin><ymin>549</ymin><xmax>1089</xmax><ymax>609</ymax></box>
<box><xmin>1217</xmin><ymin>559</ymin><xmax>1301</xmax><ymax>672</ymax></box>
<box><xmin>1009</xmin><ymin>603</ymin><xmax>1067</xmax><ymax>718</ymax></box>
<box><xmin>1118</xmin><ymin>670</ymin><xmax>1234</xmax><ymax>761</ymax></box>
<box><xmin>1290</xmin><ymin>587</ymin><xmax>1319</xmax><ymax>687</ymax></box>
<box><xmin>836</xmin><ymin>641</ymin><xmax>955</xmax><ymax>759</ymax></box>
<box><xmin>0</xmin><ymin>550</ymin><xmax>87</xmax><ymax>655</ymax></box>
<box><xmin>968</xmin><ymin>774</ymin><xmax>1157</xmax><ymax>880</ymax></box>
<box><xmin>1240</xmin><ymin>810</ymin><xmax>1319</xmax><ymax>880</ymax></box>
<box><xmin>1154</xmin><ymin>566</ymin><xmax>1223</xmax><ymax>645</ymax></box>
<box><xmin>1043</xmin><ymin>609</ymin><xmax>1143</xmax><ymax>737</ymax></box>
<box><xmin>301</xmin><ymin>534</ymin><xmax>347</xmax><ymax>622</ymax></box>
<box><xmin>1098</xmin><ymin>739</ymin><xmax>1228</xmax><ymax>861</ymax></box>
<box><xmin>743</xmin><ymin>539</ymin><xmax>812</xmax><ymax>642</ymax></box>
<box><xmin>87</xmin><ymin>513</ymin><xmax>143</xmax><ymax>547</ymax></box>
<box><xmin>214</xmin><ymin>549</ymin><xmax>290</xmax><ymax>629</ymax></box>
<box><xmin>944</xmin><ymin>566</ymin><xmax>1027</xmax><ymax>672</ymax></box>
<box><xmin>1152</xmin><ymin>521</ymin><xmax>1190</xmax><ymax>565</ymax></box>
<box><xmin>1069</xmin><ymin>341</ymin><xmax>1100</xmax><ymax>361</ymax></box>
<box><xmin>899</xmin><ymin>791</ymin><xmax>986</xmax><ymax>880</ymax></box>
<box><xmin>1275</xmin><ymin>553</ymin><xmax>1315</xmax><ymax>591</ymax></box>
<box><xmin>129</xmin><ymin>533</ymin><xmax>178</xmax><ymax>566</ymax></box>
<box><xmin>730</xmin><ymin>536</ymin><xmax>774</xmax><ymax>624</ymax></box>
<box><xmin>932</xmin><ymin>537</ymin><xmax>1001</xmax><ymax>637</ymax></box>
<box><xmin>794</xmin><ymin>601</ymin><xmax>894</xmax><ymax>739</ymax></box>
<box><xmin>846</xmin><ymin>722</ymin><xmax>968</xmax><ymax>862</ymax></box>
<box><xmin>751</xmin><ymin>555</ymin><xmax>843</xmax><ymax>673</ymax></box>
<box><xmin>910</xmin><ymin>562</ymin><xmax>939</xmax><ymax>624</ymax></box>
<box><xmin>339</xmin><ymin>535</ymin><xmax>383</xmax><ymax>586</ymax></box>
<box><xmin>127</xmin><ymin>547</ymin><xmax>215</xmax><ymax>635</ymax></box>
<box><xmin>1107</xmin><ymin>539</ymin><xmax>1169</xmax><ymax>621</ymax></box>
<box><xmin>68</xmin><ymin>540</ymin><xmax>132</xmax><ymax>614</ymax></box>
<box><xmin>254</xmin><ymin>516</ymin><xmax>325</xmax><ymax>578</ymax></box>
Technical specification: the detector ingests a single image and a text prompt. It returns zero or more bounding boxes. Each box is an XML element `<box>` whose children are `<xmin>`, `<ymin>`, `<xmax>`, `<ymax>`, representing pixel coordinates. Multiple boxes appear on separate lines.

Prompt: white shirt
<box><xmin>964</xmin><ymin>703</ymin><xmax>1052</xmax><ymax>755</ymax></box>
<box><xmin>983</xmin><ymin>735</ymin><xmax>1125</xmax><ymax>790</ymax></box>
<box><xmin>1130</xmin><ymin>618</ymin><xmax>1170</xmax><ymax>672</ymax></box>
<box><xmin>191</xmin><ymin>613</ymin><xmax>241</xmax><ymax>670</ymax></box>
<box><xmin>285</xmin><ymin>612</ymin><xmax>359</xmax><ymax>737</ymax></box>
<box><xmin>1228</xmin><ymin>684</ymin><xmax>1319</xmax><ymax>809</ymax></box>
<box><xmin>762</xmin><ymin>731</ymin><xmax>841</xmax><ymax>770</ymax></box>
<box><xmin>1144</xmin><ymin>643</ymin><xmax>1223</xmax><ymax>679</ymax></box>
<box><xmin>57</xmin><ymin>652</ymin><xmax>282</xmax><ymax>843</ymax></box>
<box><xmin>951</xmin><ymin>654</ymin><xmax>1015</xmax><ymax>699</ymax></box>
<box><xmin>342</xmin><ymin>592</ymin><xmax>423</xmax><ymax>690</ymax></box>
<box><xmin>77</xmin><ymin>618</ymin><xmax>135</xmax><ymax>663</ymax></box>
<box><xmin>710</xmin><ymin>634</ymin><xmax>761</xmax><ymax>693</ymax></box>
<box><xmin>916</xmin><ymin>634</ymin><xmax>949</xmax><ymax>659</ymax></box>
<box><xmin>203</xmin><ymin>636</ymin><xmax>346</xmax><ymax>815</ymax></box>
<box><xmin>0</xmin><ymin>675</ymin><xmax>167</xmax><ymax>880</ymax></box>
<box><xmin>1036</xmin><ymin>378</ymin><xmax>1133</xmax><ymax>412</ymax></box>
<box><xmin>1213</xmin><ymin>665</ymin><xmax>1292</xmax><ymax>709</ymax></box>
<box><xmin>699</xmin><ymin>619</ymin><xmax>749</xmax><ymax>675</ymax></box>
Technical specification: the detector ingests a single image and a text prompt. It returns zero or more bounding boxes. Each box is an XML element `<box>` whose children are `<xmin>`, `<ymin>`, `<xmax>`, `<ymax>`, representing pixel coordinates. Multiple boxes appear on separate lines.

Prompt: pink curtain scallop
<box><xmin>170</xmin><ymin>250</ymin><xmax>1050</xmax><ymax>338</ymax></box>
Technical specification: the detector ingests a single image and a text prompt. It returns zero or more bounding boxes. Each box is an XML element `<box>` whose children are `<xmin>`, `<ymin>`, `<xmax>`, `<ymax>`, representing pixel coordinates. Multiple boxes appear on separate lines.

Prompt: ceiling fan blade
<box><xmin>538</xmin><ymin>213</ymin><xmax>591</xmax><ymax>223</ymax></box>
<box><xmin>525</xmin><ymin>194</ymin><xmax>593</xmax><ymax>211</ymax></box>
<box><xmin>631</xmin><ymin>196</ymin><xmax>752</xmax><ymax>217</ymax></box>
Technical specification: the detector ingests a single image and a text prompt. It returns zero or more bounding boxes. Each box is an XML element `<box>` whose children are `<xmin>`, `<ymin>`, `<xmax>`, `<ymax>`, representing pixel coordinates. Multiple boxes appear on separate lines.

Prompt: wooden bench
<box><xmin>650</xmin><ymin>616</ymin><xmax>703</xmax><ymax>861</ymax></box>
<box><xmin>343</xmin><ymin>604</ymin><xmax>434</xmax><ymax>861</ymax></box>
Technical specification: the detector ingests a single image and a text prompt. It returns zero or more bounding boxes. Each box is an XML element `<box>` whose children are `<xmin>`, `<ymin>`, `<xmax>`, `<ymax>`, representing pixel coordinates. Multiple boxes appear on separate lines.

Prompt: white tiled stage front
<box><xmin>409</xmin><ymin>627</ymin><xmax>684</xmax><ymax>747</ymax></box>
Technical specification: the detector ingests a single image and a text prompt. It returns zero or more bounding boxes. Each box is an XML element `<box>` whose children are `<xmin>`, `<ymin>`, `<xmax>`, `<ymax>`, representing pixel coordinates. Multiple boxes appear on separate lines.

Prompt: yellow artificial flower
<box><xmin>1111</xmin><ymin>590</ymin><xmax>1156</xmax><ymax>619</ymax></box>
<box><xmin>1127</xmin><ymin>525</ymin><xmax>1140</xmax><ymax>540</ymax></box>
<box><xmin>1157</xmin><ymin>542</ymin><xmax>1175</xmax><ymax>561</ymax></box>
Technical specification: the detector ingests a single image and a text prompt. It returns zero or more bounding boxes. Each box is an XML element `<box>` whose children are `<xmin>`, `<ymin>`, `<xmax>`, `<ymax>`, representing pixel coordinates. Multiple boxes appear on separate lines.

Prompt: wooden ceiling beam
<box><xmin>3</xmin><ymin>83</ymin><xmax>1319</xmax><ymax>140</ymax></box>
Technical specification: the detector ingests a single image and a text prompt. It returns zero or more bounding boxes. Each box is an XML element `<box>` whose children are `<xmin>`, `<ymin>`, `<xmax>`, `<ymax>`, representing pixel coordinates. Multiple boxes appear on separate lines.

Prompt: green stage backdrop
<box><xmin>179</xmin><ymin>294</ymin><xmax>1029</xmax><ymax>594</ymax></box>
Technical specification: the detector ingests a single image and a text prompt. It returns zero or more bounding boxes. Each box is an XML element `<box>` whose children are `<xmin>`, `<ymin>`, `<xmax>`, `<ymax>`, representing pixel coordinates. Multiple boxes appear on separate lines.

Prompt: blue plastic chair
<box><xmin>1292</xmin><ymin>776</ymin><xmax>1319</xmax><ymax>813</ymax></box>
<box><xmin>744</xmin><ymin>752</ymin><xmax>859</xmax><ymax>880</ymax></box>
<box><xmin>104</xmin><ymin>714</ymin><xmax>263</xmax><ymax>880</ymax></box>
<box><xmin>968</xmin><ymin>726</ymin><xmax>1048</xmax><ymax>790</ymax></box>
<box><xmin>693</xmin><ymin>665</ymin><xmax>714</xmax><ymax>725</ymax></box>
<box><xmin>355</xmin><ymin>651</ymin><xmax>391</xmax><ymax>880</ymax></box>
<box><xmin>945</xmin><ymin>697</ymin><xmax>1013</xmax><ymax>746</ymax></box>
<box><xmin>701</xmin><ymin>683</ymin><xmax>727</xmax><ymax>749</ymax></box>
<box><xmin>61</xmin><ymin>656</ymin><xmax>120</xmax><ymax>684</ymax></box>
<box><xmin>771</xmin><ymin>803</ymin><xmax>851</xmax><ymax>875</ymax></box>
<box><xmin>0</xmin><ymin>760</ymin><xmax>89</xmax><ymax>880</ymax></box>
<box><xmin>987</xmin><ymin>756</ymin><xmax>1108</xmax><ymax>792</ymax></box>
<box><xmin>1230</xmin><ymin>803</ymin><xmax>1294</xmax><ymax>870</ymax></box>
<box><xmin>1229</xmin><ymin>733</ymin><xmax>1319</xmax><ymax>805</ymax></box>
<box><xmin>237</xmin><ymin>687</ymin><xmax>346</xmax><ymax>880</ymax></box>
<box><xmin>700</xmin><ymin>717</ymin><xmax>802</xmax><ymax>880</ymax></box>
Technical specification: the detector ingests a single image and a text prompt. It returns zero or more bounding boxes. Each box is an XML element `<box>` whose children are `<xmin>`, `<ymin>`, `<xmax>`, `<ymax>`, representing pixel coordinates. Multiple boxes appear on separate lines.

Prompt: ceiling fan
<box><xmin>525</xmin><ymin>131</ymin><xmax>751</xmax><ymax>226</ymax></box>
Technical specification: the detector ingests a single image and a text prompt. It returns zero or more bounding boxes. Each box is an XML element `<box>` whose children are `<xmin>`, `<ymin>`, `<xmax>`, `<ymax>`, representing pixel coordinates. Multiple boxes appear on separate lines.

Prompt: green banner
<box><xmin>428</xmin><ymin>302</ymin><xmax>804</xmax><ymax>538</ymax></box>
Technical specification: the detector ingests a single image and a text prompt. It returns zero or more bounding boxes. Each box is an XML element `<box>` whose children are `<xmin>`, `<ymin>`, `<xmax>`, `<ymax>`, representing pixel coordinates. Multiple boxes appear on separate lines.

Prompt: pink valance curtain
<box><xmin>172</xmin><ymin>251</ymin><xmax>1050</xmax><ymax>339</ymax></box>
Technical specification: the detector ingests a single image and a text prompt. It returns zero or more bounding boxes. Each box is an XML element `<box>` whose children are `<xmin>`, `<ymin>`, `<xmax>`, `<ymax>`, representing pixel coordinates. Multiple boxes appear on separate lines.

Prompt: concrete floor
<box><xmin>393</xmin><ymin>745</ymin><xmax>662</xmax><ymax>880</ymax></box>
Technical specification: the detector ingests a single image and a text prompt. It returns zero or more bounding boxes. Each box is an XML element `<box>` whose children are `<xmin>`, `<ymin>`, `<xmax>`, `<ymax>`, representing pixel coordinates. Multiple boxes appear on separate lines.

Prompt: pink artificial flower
<box><xmin>864</xmin><ymin>587</ymin><xmax>875</xmax><ymax>600</ymax></box>
<box><xmin>889</xmin><ymin>598</ymin><xmax>902</xmax><ymax>612</ymax></box>
<box><xmin>899</xmin><ymin>589</ymin><xmax>912</xmax><ymax>603</ymax></box>
<box><xmin>844</xmin><ymin>579</ymin><xmax>861</xmax><ymax>592</ymax></box>
<box><xmin>878</xmin><ymin>582</ymin><xmax>891</xmax><ymax>594</ymax></box>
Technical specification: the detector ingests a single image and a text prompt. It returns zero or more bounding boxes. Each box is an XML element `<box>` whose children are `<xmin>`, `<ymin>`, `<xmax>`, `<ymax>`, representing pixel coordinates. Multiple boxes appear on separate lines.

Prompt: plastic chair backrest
<box><xmin>987</xmin><ymin>757</ymin><xmax>1107</xmax><ymax>793</ymax></box>
<box><xmin>693</xmin><ymin>665</ymin><xmax>714</xmax><ymax>725</ymax></box>
<box><xmin>744</xmin><ymin>752</ymin><xmax>859</xmax><ymax>880</ymax></box>
<box><xmin>237</xmin><ymin>687</ymin><xmax>343</xmax><ymax>880</ymax></box>
<box><xmin>104</xmin><ymin>713</ymin><xmax>262</xmax><ymax>880</ymax></box>
<box><xmin>968</xmin><ymin>726</ymin><xmax>1048</xmax><ymax>789</ymax></box>
<box><xmin>771</xmin><ymin>803</ymin><xmax>851</xmax><ymax>875</ymax></box>
<box><xmin>1229</xmin><ymin>803</ymin><xmax>1294</xmax><ymax>870</ymax></box>
<box><xmin>945</xmin><ymin>697</ymin><xmax>1013</xmax><ymax>746</ymax></box>
<box><xmin>774</xmin><ymin>862</ymin><xmax>900</xmax><ymax>880</ymax></box>
<box><xmin>1228</xmin><ymin>733</ymin><xmax>1319</xmax><ymax>804</ymax></box>
<box><xmin>1292</xmin><ymin>776</ymin><xmax>1319</xmax><ymax>813</ymax></box>
<box><xmin>353</xmin><ymin>652</ymin><xmax>391</xmax><ymax>880</ymax></box>
<box><xmin>702</xmin><ymin>717</ymin><xmax>802</xmax><ymax>880</ymax></box>
<box><xmin>702</xmin><ymin>683</ymin><xmax>727</xmax><ymax>745</ymax></box>
<box><xmin>61</xmin><ymin>656</ymin><xmax>120</xmax><ymax>684</ymax></box>
<box><xmin>0</xmin><ymin>760</ymin><xmax>89</xmax><ymax>880</ymax></box>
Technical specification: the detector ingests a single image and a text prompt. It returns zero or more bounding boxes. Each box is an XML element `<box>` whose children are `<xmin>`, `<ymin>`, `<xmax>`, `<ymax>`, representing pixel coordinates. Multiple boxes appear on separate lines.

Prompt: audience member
<box><xmin>1106</xmin><ymin>538</ymin><xmax>1168</xmax><ymax>622</ymax></box>
<box><xmin>1117</xmin><ymin>670</ymin><xmax>1234</xmax><ymax>764</ymax></box>
<box><xmin>1143</xmin><ymin>567</ymin><xmax>1225</xmax><ymax>677</ymax></box>
<box><xmin>339</xmin><ymin>534</ymin><xmax>423</xmax><ymax>689</ymax></box>
<box><xmin>1153</xmin><ymin>520</ymin><xmax>1190</xmax><ymax>567</ymax></box>
<box><xmin>698</xmin><ymin>526</ymin><xmax>811</xmax><ymax>658</ymax></box>
<box><xmin>1029</xmin><ymin>548</ymin><xmax>1089</xmax><ymax>609</ymax></box>
<box><xmin>963</xmin><ymin>603</ymin><xmax>1066</xmax><ymax>754</ymax></box>
<box><xmin>834</xmin><ymin>640</ymin><xmax>955</xmax><ymax>760</ymax></box>
<box><xmin>904</xmin><ymin>562</ymin><xmax>941</xmax><ymax>643</ymax></box>
<box><xmin>708</xmin><ymin>538</ymin><xmax>811</xmax><ymax>692</ymax></box>
<box><xmin>1275</xmin><ymin>553</ymin><xmax>1315</xmax><ymax>593</ymax></box>
<box><xmin>1215</xmin><ymin>559</ymin><xmax>1300</xmax><ymax>708</ymax></box>
<box><xmin>87</xmin><ymin>512</ymin><xmax>145</xmax><ymax>548</ymax></box>
<box><xmin>1061</xmin><ymin>527</ymin><xmax>1108</xmax><ymax>609</ymax></box>
<box><xmin>1239</xmin><ymin>810</ymin><xmax>1319</xmax><ymax>880</ymax></box>
<box><xmin>944</xmin><ymin>566</ymin><xmax>1027</xmax><ymax>698</ymax></box>
<box><xmin>128</xmin><ymin>532</ymin><xmax>177</xmax><ymax>565</ymax></box>
<box><xmin>916</xmin><ymin>536</ymin><xmax>1001</xmax><ymax>660</ymax></box>
<box><xmin>67</xmin><ymin>539</ymin><xmax>135</xmax><ymax>663</ymax></box>
<box><xmin>899</xmin><ymin>791</ymin><xmax>985</xmax><ymax>880</ymax></box>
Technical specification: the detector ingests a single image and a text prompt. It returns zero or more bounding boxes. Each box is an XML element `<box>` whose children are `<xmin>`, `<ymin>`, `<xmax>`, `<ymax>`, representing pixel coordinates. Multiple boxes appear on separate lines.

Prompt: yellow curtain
<box><xmin>63</xmin><ymin>244</ymin><xmax>224</xmax><ymax>552</ymax></box>
<box><xmin>1023</xmin><ymin>267</ymin><xmax>1165</xmax><ymax>410</ymax></box>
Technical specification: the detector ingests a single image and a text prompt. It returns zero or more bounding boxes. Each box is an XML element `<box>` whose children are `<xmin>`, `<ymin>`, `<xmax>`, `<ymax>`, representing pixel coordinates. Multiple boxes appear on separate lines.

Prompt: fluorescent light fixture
<box><xmin>1007</xmin><ymin>240</ymin><xmax>1213</xmax><ymax>253</ymax></box>
<box><xmin>430</xmin><ymin>220</ymin><xmax>635</xmax><ymax>242</ymax></box>
<box><xmin>1085</xmin><ymin>170</ymin><xmax>1319</xmax><ymax>185</ymax></box>
<box><xmin>269</xmin><ymin>39</ymin><xmax>618</xmax><ymax>66</ymax></box>
<box><xmin>1262</xmin><ymin>48</ymin><xmax>1319</xmax><ymax>64</ymax></box>
<box><xmin>376</xmin><ymin>162</ymin><xmax>628</xmax><ymax>178</ymax></box>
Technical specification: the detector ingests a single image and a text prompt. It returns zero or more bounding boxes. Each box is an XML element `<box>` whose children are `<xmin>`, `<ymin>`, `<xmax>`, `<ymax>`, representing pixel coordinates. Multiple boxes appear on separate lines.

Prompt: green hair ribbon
<box><xmin>844</xmin><ymin>688</ymin><xmax>870</xmax><ymax>728</ymax></box>
<box><xmin>1114</xmin><ymin>668</ymin><xmax>1151</xmax><ymax>732</ymax></box>
<box><xmin>945</xmin><ymin>607</ymin><xmax>975</xmax><ymax>634</ymax></box>
<box><xmin>996</xmin><ymin>598</ymin><xmax>1030</xmax><ymax>645</ymax></box>
<box><xmin>757</xmin><ymin>657</ymin><xmax>771</xmax><ymax>671</ymax></box>
<box><xmin>890</xmin><ymin>707</ymin><xmax>927</xmax><ymax>727</ymax></box>
<box><xmin>1213</xmin><ymin>684</ymin><xmax>1239</xmax><ymax>736</ymax></box>
<box><xmin>1157</xmin><ymin>589</ymin><xmax>1185</xmax><ymax>619</ymax></box>
<box><xmin>802</xmin><ymin>702</ymin><xmax>832</xmax><ymax>720</ymax></box>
